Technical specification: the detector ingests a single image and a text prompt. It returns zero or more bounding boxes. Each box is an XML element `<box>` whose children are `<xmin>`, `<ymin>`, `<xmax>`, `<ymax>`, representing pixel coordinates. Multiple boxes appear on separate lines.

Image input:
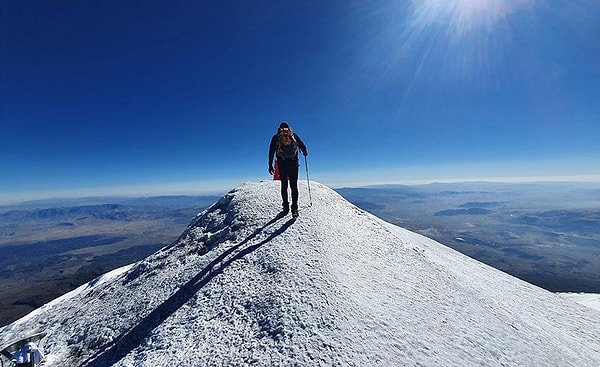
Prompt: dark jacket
<box><xmin>269</xmin><ymin>132</ymin><xmax>307</xmax><ymax>167</ymax></box>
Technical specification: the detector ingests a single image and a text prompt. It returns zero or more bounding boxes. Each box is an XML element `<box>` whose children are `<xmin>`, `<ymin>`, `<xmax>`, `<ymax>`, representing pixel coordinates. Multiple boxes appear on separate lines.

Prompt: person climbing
<box><xmin>268</xmin><ymin>121</ymin><xmax>308</xmax><ymax>217</ymax></box>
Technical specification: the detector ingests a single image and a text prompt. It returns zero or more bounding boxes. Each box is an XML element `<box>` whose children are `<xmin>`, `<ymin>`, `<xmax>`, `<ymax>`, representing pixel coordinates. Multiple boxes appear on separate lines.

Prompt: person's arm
<box><xmin>268</xmin><ymin>135</ymin><xmax>277</xmax><ymax>172</ymax></box>
<box><xmin>295</xmin><ymin>133</ymin><xmax>308</xmax><ymax>156</ymax></box>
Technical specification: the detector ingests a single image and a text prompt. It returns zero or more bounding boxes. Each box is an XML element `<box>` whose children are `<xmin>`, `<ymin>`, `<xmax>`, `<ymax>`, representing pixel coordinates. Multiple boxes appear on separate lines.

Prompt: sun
<box><xmin>352</xmin><ymin>0</ymin><xmax>540</xmax><ymax>98</ymax></box>
<box><xmin>409</xmin><ymin>0</ymin><xmax>534</xmax><ymax>39</ymax></box>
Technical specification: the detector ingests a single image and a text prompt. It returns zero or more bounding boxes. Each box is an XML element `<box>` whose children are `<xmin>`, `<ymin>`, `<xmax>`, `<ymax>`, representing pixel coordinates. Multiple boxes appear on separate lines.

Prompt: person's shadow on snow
<box><xmin>82</xmin><ymin>214</ymin><xmax>295</xmax><ymax>367</ymax></box>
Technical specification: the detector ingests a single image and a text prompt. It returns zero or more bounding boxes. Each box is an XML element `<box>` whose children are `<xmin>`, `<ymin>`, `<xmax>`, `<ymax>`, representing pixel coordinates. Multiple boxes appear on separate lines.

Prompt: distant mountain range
<box><xmin>1</xmin><ymin>196</ymin><xmax>221</xmax><ymax>225</ymax></box>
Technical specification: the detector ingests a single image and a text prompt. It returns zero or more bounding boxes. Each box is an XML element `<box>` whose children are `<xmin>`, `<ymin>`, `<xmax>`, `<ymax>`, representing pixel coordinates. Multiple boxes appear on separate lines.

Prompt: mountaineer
<box><xmin>268</xmin><ymin>121</ymin><xmax>308</xmax><ymax>218</ymax></box>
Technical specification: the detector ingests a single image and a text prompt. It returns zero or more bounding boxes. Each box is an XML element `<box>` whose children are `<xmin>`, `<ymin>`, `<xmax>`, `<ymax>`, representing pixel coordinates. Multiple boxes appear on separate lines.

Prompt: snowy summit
<box><xmin>1</xmin><ymin>181</ymin><xmax>599</xmax><ymax>366</ymax></box>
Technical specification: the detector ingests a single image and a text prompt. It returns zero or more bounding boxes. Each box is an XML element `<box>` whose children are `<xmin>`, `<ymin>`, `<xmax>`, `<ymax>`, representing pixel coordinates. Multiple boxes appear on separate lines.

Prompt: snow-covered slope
<box><xmin>1</xmin><ymin>181</ymin><xmax>599</xmax><ymax>366</ymax></box>
<box><xmin>561</xmin><ymin>293</ymin><xmax>600</xmax><ymax>312</ymax></box>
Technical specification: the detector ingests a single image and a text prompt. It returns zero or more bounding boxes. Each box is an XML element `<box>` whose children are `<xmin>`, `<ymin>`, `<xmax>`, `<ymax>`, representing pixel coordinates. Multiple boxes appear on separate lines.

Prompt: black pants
<box><xmin>277</xmin><ymin>158</ymin><xmax>299</xmax><ymax>210</ymax></box>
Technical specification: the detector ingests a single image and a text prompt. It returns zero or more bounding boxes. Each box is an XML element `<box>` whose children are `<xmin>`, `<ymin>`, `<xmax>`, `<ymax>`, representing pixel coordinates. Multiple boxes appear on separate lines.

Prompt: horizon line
<box><xmin>1</xmin><ymin>174</ymin><xmax>600</xmax><ymax>206</ymax></box>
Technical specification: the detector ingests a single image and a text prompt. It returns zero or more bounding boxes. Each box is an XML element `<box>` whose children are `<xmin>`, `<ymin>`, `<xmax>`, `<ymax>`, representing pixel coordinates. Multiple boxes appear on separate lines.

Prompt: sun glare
<box><xmin>363</xmin><ymin>0</ymin><xmax>539</xmax><ymax>94</ymax></box>
<box><xmin>410</xmin><ymin>0</ymin><xmax>534</xmax><ymax>39</ymax></box>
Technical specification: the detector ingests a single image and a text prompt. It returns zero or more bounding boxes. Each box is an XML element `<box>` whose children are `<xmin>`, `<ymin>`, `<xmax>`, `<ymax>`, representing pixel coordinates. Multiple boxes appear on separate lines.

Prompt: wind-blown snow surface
<box><xmin>1</xmin><ymin>181</ymin><xmax>599</xmax><ymax>366</ymax></box>
<box><xmin>561</xmin><ymin>293</ymin><xmax>600</xmax><ymax>312</ymax></box>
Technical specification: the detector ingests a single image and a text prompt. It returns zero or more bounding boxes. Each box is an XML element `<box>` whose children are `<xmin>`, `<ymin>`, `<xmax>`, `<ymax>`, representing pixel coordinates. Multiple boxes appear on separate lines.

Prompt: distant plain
<box><xmin>1</xmin><ymin>182</ymin><xmax>599</xmax><ymax>327</ymax></box>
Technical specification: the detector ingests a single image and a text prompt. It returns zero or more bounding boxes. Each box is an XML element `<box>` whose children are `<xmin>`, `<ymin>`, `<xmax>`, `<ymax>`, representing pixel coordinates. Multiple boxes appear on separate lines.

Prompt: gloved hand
<box><xmin>269</xmin><ymin>165</ymin><xmax>274</xmax><ymax>175</ymax></box>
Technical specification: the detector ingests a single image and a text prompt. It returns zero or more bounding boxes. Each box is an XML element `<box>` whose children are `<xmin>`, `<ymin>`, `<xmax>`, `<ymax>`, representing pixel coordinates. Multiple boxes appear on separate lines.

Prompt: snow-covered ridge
<box><xmin>1</xmin><ymin>181</ymin><xmax>599</xmax><ymax>366</ymax></box>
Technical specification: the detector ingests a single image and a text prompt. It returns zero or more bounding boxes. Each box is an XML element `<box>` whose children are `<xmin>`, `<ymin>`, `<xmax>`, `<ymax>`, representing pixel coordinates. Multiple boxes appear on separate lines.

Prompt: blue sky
<box><xmin>1</xmin><ymin>0</ymin><xmax>599</xmax><ymax>203</ymax></box>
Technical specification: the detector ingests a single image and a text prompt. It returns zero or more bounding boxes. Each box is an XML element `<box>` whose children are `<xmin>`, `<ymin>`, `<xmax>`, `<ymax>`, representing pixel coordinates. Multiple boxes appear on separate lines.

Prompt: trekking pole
<box><xmin>304</xmin><ymin>155</ymin><xmax>313</xmax><ymax>206</ymax></box>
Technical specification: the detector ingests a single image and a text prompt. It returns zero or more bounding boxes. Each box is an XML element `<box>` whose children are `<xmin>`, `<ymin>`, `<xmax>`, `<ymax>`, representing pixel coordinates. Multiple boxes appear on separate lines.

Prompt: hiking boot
<box><xmin>282</xmin><ymin>203</ymin><xmax>289</xmax><ymax>214</ymax></box>
<box><xmin>291</xmin><ymin>208</ymin><xmax>299</xmax><ymax>218</ymax></box>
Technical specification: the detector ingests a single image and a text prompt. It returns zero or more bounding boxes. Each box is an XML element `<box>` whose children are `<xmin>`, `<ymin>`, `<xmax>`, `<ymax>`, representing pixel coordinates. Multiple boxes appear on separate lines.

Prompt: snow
<box><xmin>560</xmin><ymin>293</ymin><xmax>600</xmax><ymax>312</ymax></box>
<box><xmin>1</xmin><ymin>181</ymin><xmax>599</xmax><ymax>366</ymax></box>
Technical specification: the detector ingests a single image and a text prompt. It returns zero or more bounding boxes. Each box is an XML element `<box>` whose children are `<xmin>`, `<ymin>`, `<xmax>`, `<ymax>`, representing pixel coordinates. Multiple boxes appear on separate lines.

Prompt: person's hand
<box><xmin>303</xmin><ymin>151</ymin><xmax>308</xmax><ymax>157</ymax></box>
<box><xmin>269</xmin><ymin>165</ymin><xmax>274</xmax><ymax>175</ymax></box>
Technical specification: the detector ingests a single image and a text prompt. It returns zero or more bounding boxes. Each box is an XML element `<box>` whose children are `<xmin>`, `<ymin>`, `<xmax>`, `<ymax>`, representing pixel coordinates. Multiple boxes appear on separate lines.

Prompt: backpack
<box><xmin>276</xmin><ymin>129</ymin><xmax>298</xmax><ymax>160</ymax></box>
